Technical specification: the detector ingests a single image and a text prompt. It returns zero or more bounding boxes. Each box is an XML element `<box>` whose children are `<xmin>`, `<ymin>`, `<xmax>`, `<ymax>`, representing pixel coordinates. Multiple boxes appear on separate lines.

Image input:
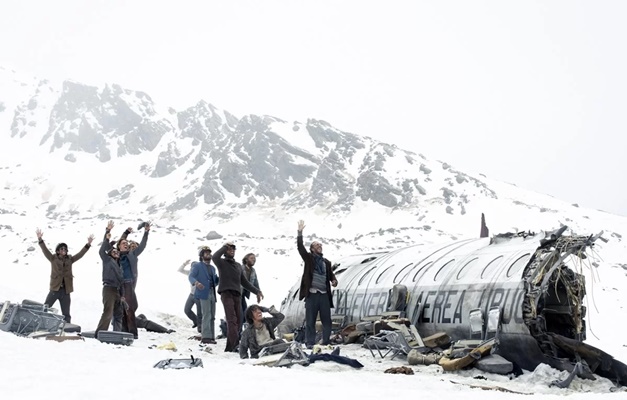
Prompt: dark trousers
<box><xmin>120</xmin><ymin>281</ymin><xmax>138</xmax><ymax>338</ymax></box>
<box><xmin>96</xmin><ymin>286</ymin><xmax>121</xmax><ymax>333</ymax></box>
<box><xmin>184</xmin><ymin>293</ymin><xmax>202</xmax><ymax>330</ymax></box>
<box><xmin>112</xmin><ymin>282</ymin><xmax>138</xmax><ymax>336</ymax></box>
<box><xmin>305</xmin><ymin>292</ymin><xmax>332</xmax><ymax>346</ymax></box>
<box><xmin>44</xmin><ymin>289</ymin><xmax>71</xmax><ymax>323</ymax></box>
<box><xmin>220</xmin><ymin>290</ymin><xmax>242</xmax><ymax>352</ymax></box>
<box><xmin>240</xmin><ymin>295</ymin><xmax>248</xmax><ymax>333</ymax></box>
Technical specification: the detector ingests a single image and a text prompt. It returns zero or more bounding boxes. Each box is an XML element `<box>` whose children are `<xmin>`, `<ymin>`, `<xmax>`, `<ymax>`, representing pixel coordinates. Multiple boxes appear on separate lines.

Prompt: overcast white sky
<box><xmin>1</xmin><ymin>0</ymin><xmax>626</xmax><ymax>215</ymax></box>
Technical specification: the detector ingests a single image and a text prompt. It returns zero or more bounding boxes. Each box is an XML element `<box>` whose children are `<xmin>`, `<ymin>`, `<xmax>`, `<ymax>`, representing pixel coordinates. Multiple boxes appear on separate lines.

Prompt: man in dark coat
<box><xmin>297</xmin><ymin>220</ymin><xmax>337</xmax><ymax>348</ymax></box>
<box><xmin>113</xmin><ymin>223</ymin><xmax>150</xmax><ymax>338</ymax></box>
<box><xmin>212</xmin><ymin>242</ymin><xmax>263</xmax><ymax>352</ymax></box>
<box><xmin>36</xmin><ymin>228</ymin><xmax>94</xmax><ymax>323</ymax></box>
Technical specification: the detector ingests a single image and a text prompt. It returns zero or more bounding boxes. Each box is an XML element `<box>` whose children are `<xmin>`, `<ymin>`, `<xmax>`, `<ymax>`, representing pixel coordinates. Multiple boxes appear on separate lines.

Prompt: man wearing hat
<box><xmin>189</xmin><ymin>246</ymin><xmax>220</xmax><ymax>344</ymax></box>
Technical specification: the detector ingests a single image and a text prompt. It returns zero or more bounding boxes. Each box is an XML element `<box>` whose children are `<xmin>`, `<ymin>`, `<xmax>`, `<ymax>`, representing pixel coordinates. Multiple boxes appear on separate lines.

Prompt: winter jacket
<box><xmin>99</xmin><ymin>230</ymin><xmax>123</xmax><ymax>289</ymax></box>
<box><xmin>242</xmin><ymin>265</ymin><xmax>260</xmax><ymax>300</ymax></box>
<box><xmin>212</xmin><ymin>246</ymin><xmax>260</xmax><ymax>296</ymax></box>
<box><xmin>118</xmin><ymin>229</ymin><xmax>148</xmax><ymax>283</ymax></box>
<box><xmin>189</xmin><ymin>261</ymin><xmax>219</xmax><ymax>300</ymax></box>
<box><xmin>297</xmin><ymin>233</ymin><xmax>336</xmax><ymax>307</ymax></box>
<box><xmin>239</xmin><ymin>306</ymin><xmax>285</xmax><ymax>359</ymax></box>
<box><xmin>38</xmin><ymin>240</ymin><xmax>90</xmax><ymax>294</ymax></box>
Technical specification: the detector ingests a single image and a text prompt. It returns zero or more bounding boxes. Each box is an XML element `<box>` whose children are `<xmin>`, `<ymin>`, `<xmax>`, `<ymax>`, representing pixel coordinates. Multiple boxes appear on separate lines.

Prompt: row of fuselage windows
<box><xmin>347</xmin><ymin>253</ymin><xmax>531</xmax><ymax>286</ymax></box>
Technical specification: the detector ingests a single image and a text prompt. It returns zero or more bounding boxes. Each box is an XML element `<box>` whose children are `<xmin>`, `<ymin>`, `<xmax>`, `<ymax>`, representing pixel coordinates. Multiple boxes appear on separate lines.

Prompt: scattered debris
<box><xmin>384</xmin><ymin>366</ymin><xmax>414</xmax><ymax>375</ymax></box>
<box><xmin>449</xmin><ymin>380</ymin><xmax>531</xmax><ymax>395</ymax></box>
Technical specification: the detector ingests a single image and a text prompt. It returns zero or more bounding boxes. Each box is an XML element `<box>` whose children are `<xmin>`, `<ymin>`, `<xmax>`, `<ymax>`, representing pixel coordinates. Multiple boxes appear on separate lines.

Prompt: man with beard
<box><xmin>114</xmin><ymin>222</ymin><xmax>150</xmax><ymax>339</ymax></box>
<box><xmin>212</xmin><ymin>242</ymin><xmax>263</xmax><ymax>352</ymax></box>
<box><xmin>189</xmin><ymin>246</ymin><xmax>219</xmax><ymax>344</ymax></box>
<box><xmin>95</xmin><ymin>220</ymin><xmax>124</xmax><ymax>335</ymax></box>
<box><xmin>36</xmin><ymin>228</ymin><xmax>94</xmax><ymax>323</ymax></box>
<box><xmin>240</xmin><ymin>253</ymin><xmax>260</xmax><ymax>333</ymax></box>
<box><xmin>296</xmin><ymin>220</ymin><xmax>337</xmax><ymax>348</ymax></box>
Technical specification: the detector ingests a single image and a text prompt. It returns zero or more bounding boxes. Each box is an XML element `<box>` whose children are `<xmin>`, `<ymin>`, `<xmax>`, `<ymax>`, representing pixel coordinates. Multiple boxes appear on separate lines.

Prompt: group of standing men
<box><xmin>186</xmin><ymin>243</ymin><xmax>263</xmax><ymax>351</ymax></box>
<box><xmin>36</xmin><ymin>219</ymin><xmax>338</xmax><ymax>355</ymax></box>
<box><xmin>36</xmin><ymin>220</ymin><xmax>149</xmax><ymax>339</ymax></box>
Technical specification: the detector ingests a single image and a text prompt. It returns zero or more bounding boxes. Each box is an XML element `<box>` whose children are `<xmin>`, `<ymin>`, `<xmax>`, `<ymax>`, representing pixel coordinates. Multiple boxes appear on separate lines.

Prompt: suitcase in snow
<box><xmin>97</xmin><ymin>330</ymin><xmax>134</xmax><ymax>345</ymax></box>
<box><xmin>81</xmin><ymin>330</ymin><xmax>135</xmax><ymax>346</ymax></box>
<box><xmin>153</xmin><ymin>356</ymin><xmax>203</xmax><ymax>369</ymax></box>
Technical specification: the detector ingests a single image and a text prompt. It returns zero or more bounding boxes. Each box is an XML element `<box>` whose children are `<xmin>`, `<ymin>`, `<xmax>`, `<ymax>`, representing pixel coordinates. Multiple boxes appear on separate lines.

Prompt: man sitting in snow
<box><xmin>239</xmin><ymin>304</ymin><xmax>287</xmax><ymax>359</ymax></box>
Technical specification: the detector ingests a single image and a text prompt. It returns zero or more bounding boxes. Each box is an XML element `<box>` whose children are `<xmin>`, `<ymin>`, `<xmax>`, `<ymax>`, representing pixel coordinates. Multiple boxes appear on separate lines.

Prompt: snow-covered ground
<box><xmin>2</xmin><ymin>216</ymin><xmax>627</xmax><ymax>399</ymax></box>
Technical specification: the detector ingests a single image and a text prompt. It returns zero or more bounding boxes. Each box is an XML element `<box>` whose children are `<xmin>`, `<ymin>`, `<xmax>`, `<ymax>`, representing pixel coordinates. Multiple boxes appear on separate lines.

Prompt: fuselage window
<box><xmin>358</xmin><ymin>266</ymin><xmax>378</xmax><ymax>286</ymax></box>
<box><xmin>457</xmin><ymin>258</ymin><xmax>478</xmax><ymax>280</ymax></box>
<box><xmin>434</xmin><ymin>259</ymin><xmax>456</xmax><ymax>281</ymax></box>
<box><xmin>506</xmin><ymin>254</ymin><xmax>531</xmax><ymax>278</ymax></box>
<box><xmin>292</xmin><ymin>289</ymin><xmax>299</xmax><ymax>300</ymax></box>
<box><xmin>480</xmin><ymin>256</ymin><xmax>504</xmax><ymax>279</ymax></box>
<box><xmin>393</xmin><ymin>263</ymin><xmax>414</xmax><ymax>283</ymax></box>
<box><xmin>412</xmin><ymin>261</ymin><xmax>433</xmax><ymax>283</ymax></box>
<box><xmin>376</xmin><ymin>265</ymin><xmax>395</xmax><ymax>284</ymax></box>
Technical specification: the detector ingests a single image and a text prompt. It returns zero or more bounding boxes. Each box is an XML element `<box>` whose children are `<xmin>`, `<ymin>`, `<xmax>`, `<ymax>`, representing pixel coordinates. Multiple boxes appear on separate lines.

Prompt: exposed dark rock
<box><xmin>205</xmin><ymin>231</ymin><xmax>223</xmax><ymax>240</ymax></box>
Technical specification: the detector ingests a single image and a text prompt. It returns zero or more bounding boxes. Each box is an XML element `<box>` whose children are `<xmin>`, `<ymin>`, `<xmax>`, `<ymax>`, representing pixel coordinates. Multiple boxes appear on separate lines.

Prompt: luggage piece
<box><xmin>475</xmin><ymin>354</ymin><xmax>513</xmax><ymax>375</ymax></box>
<box><xmin>81</xmin><ymin>330</ymin><xmax>134</xmax><ymax>345</ymax></box>
<box><xmin>154</xmin><ymin>356</ymin><xmax>203</xmax><ymax>369</ymax></box>
<box><xmin>63</xmin><ymin>323</ymin><xmax>82</xmax><ymax>333</ymax></box>
<box><xmin>97</xmin><ymin>330</ymin><xmax>134</xmax><ymax>345</ymax></box>
<box><xmin>79</xmin><ymin>330</ymin><xmax>96</xmax><ymax>339</ymax></box>
<box><xmin>0</xmin><ymin>300</ymin><xmax>65</xmax><ymax>336</ymax></box>
<box><xmin>257</xmin><ymin>341</ymin><xmax>292</xmax><ymax>357</ymax></box>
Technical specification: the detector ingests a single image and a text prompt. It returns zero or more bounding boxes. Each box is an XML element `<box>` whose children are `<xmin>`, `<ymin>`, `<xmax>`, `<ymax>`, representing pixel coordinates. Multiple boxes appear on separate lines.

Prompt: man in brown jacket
<box><xmin>36</xmin><ymin>228</ymin><xmax>94</xmax><ymax>323</ymax></box>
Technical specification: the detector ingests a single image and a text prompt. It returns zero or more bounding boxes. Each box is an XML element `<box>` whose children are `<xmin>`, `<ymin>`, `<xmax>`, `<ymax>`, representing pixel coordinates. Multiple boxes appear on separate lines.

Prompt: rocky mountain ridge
<box><xmin>0</xmin><ymin>66</ymin><xmax>625</xmax><ymax>247</ymax></box>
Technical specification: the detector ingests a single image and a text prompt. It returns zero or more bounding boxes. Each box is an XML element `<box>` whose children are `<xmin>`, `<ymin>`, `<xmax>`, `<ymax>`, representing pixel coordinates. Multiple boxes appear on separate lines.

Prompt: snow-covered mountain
<box><xmin>3</xmin><ymin>66</ymin><xmax>627</xmax><ymax>396</ymax></box>
<box><xmin>2</xmin><ymin>65</ymin><xmax>626</xmax><ymax>247</ymax></box>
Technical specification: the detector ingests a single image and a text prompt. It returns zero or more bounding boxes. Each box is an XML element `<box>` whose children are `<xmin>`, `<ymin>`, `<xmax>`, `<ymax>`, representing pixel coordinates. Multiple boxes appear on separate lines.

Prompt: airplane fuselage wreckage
<box><xmin>279</xmin><ymin>226</ymin><xmax>627</xmax><ymax>386</ymax></box>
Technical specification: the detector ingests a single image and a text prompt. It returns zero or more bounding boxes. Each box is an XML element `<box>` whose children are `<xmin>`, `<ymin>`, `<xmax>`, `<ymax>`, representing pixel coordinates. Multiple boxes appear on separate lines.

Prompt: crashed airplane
<box><xmin>279</xmin><ymin>225</ymin><xmax>627</xmax><ymax>386</ymax></box>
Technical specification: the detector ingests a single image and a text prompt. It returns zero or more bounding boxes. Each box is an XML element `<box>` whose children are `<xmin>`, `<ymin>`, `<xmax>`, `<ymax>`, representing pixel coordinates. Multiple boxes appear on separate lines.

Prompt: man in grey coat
<box><xmin>95</xmin><ymin>220</ymin><xmax>124</xmax><ymax>334</ymax></box>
